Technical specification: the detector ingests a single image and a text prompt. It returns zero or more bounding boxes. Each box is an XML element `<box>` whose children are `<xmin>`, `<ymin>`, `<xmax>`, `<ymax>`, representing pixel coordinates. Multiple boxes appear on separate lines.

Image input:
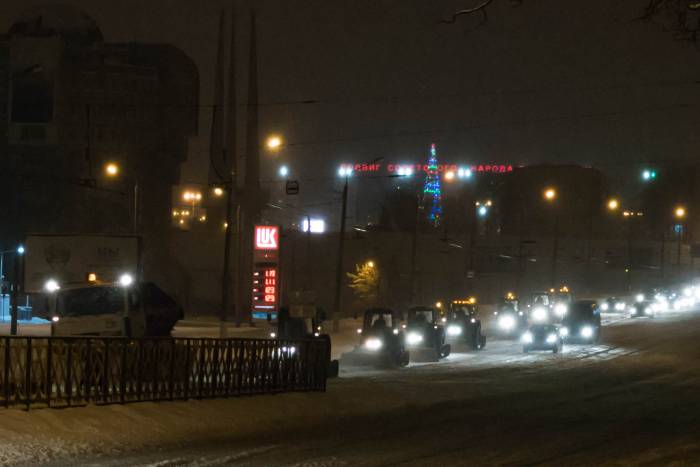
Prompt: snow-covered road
<box><xmin>10</xmin><ymin>309</ymin><xmax>700</xmax><ymax>466</ymax></box>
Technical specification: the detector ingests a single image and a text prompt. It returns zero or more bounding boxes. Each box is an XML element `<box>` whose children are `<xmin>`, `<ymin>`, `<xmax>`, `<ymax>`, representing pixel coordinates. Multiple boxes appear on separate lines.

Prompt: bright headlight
<box><xmin>364</xmin><ymin>338</ymin><xmax>383</xmax><ymax>351</ymax></box>
<box><xmin>51</xmin><ymin>316</ymin><xmax>60</xmax><ymax>323</ymax></box>
<box><xmin>521</xmin><ymin>332</ymin><xmax>533</xmax><ymax>344</ymax></box>
<box><xmin>644</xmin><ymin>307</ymin><xmax>652</xmax><ymax>315</ymax></box>
<box><xmin>600</xmin><ymin>303</ymin><xmax>609</xmax><ymax>311</ymax></box>
<box><xmin>406</xmin><ymin>332</ymin><xmax>423</xmax><ymax>346</ymax></box>
<box><xmin>447</xmin><ymin>325</ymin><xmax>462</xmax><ymax>336</ymax></box>
<box><xmin>531</xmin><ymin>307</ymin><xmax>547</xmax><ymax>322</ymax></box>
<box><xmin>581</xmin><ymin>326</ymin><xmax>593</xmax><ymax>338</ymax></box>
<box><xmin>615</xmin><ymin>302</ymin><xmax>626</xmax><ymax>311</ymax></box>
<box><xmin>546</xmin><ymin>333</ymin><xmax>557</xmax><ymax>344</ymax></box>
<box><xmin>499</xmin><ymin>315</ymin><xmax>516</xmax><ymax>330</ymax></box>
<box><xmin>554</xmin><ymin>303</ymin><xmax>568</xmax><ymax>317</ymax></box>
<box><xmin>636</xmin><ymin>294</ymin><xmax>644</xmax><ymax>303</ymax></box>
<box><xmin>470</xmin><ymin>318</ymin><xmax>476</xmax><ymax>323</ymax></box>
<box><xmin>559</xmin><ymin>327</ymin><xmax>569</xmax><ymax>337</ymax></box>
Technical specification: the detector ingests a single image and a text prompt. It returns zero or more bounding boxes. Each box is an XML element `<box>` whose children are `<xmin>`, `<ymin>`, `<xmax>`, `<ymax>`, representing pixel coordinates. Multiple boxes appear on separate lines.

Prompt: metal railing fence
<box><xmin>0</xmin><ymin>336</ymin><xmax>328</xmax><ymax>409</ymax></box>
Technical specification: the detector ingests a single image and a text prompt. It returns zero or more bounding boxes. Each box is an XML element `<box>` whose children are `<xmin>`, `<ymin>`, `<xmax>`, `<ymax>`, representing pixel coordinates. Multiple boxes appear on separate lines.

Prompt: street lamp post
<box><xmin>675</xmin><ymin>206</ymin><xmax>686</xmax><ymax>273</ymax></box>
<box><xmin>119</xmin><ymin>273</ymin><xmax>134</xmax><ymax>338</ymax></box>
<box><xmin>331</xmin><ymin>169</ymin><xmax>350</xmax><ymax>332</ymax></box>
<box><xmin>543</xmin><ymin>187</ymin><xmax>558</xmax><ymax>288</ymax></box>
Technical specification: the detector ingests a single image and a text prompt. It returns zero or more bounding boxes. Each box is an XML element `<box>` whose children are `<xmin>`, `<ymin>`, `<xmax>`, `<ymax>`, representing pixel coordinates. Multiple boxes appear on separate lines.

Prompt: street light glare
<box><xmin>266</xmin><ymin>135</ymin><xmax>283</xmax><ymax>150</ymax></box>
<box><xmin>478</xmin><ymin>206</ymin><xmax>488</xmax><ymax>217</ymax></box>
<box><xmin>213</xmin><ymin>187</ymin><xmax>224</xmax><ymax>197</ymax></box>
<box><xmin>16</xmin><ymin>245</ymin><xmax>24</xmax><ymax>255</ymax></box>
<box><xmin>44</xmin><ymin>279</ymin><xmax>60</xmax><ymax>293</ymax></box>
<box><xmin>675</xmin><ymin>207</ymin><xmax>686</xmax><ymax>219</ymax></box>
<box><xmin>338</xmin><ymin>166</ymin><xmax>353</xmax><ymax>177</ymax></box>
<box><xmin>105</xmin><ymin>162</ymin><xmax>119</xmax><ymax>177</ymax></box>
<box><xmin>367</xmin><ymin>260</ymin><xmax>375</xmax><ymax>268</ymax></box>
<box><xmin>444</xmin><ymin>171</ymin><xmax>455</xmax><ymax>181</ymax></box>
<box><xmin>279</xmin><ymin>165</ymin><xmax>289</xmax><ymax>177</ymax></box>
<box><xmin>544</xmin><ymin>188</ymin><xmax>557</xmax><ymax>201</ymax></box>
<box><xmin>607</xmin><ymin>198</ymin><xmax>619</xmax><ymax>211</ymax></box>
<box><xmin>119</xmin><ymin>273</ymin><xmax>134</xmax><ymax>287</ymax></box>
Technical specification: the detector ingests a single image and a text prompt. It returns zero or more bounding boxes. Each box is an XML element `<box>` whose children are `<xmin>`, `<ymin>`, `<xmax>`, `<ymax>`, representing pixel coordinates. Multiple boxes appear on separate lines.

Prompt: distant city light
<box><xmin>302</xmin><ymin>218</ymin><xmax>326</xmax><ymax>233</ymax></box>
<box><xmin>642</xmin><ymin>169</ymin><xmax>657</xmax><ymax>181</ymax></box>
<box><xmin>279</xmin><ymin>165</ymin><xmax>289</xmax><ymax>177</ymax></box>
<box><xmin>478</xmin><ymin>206</ymin><xmax>488</xmax><ymax>217</ymax></box>
<box><xmin>397</xmin><ymin>166</ymin><xmax>414</xmax><ymax>177</ymax></box>
<box><xmin>183</xmin><ymin>191</ymin><xmax>202</xmax><ymax>202</ymax></box>
<box><xmin>16</xmin><ymin>245</ymin><xmax>24</xmax><ymax>255</ymax></box>
<box><xmin>44</xmin><ymin>279</ymin><xmax>60</xmax><ymax>293</ymax></box>
<box><xmin>675</xmin><ymin>206</ymin><xmax>687</xmax><ymax>219</ymax></box>
<box><xmin>457</xmin><ymin>168</ymin><xmax>472</xmax><ymax>179</ymax></box>
<box><xmin>444</xmin><ymin>171</ymin><xmax>455</xmax><ymax>181</ymax></box>
<box><xmin>338</xmin><ymin>166</ymin><xmax>353</xmax><ymax>177</ymax></box>
<box><xmin>213</xmin><ymin>187</ymin><xmax>224</xmax><ymax>197</ymax></box>
<box><xmin>607</xmin><ymin>198</ymin><xmax>619</xmax><ymax>211</ymax></box>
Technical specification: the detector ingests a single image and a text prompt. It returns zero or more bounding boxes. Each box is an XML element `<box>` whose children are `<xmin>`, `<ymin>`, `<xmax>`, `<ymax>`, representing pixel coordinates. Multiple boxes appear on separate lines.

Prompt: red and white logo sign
<box><xmin>255</xmin><ymin>225</ymin><xmax>279</xmax><ymax>250</ymax></box>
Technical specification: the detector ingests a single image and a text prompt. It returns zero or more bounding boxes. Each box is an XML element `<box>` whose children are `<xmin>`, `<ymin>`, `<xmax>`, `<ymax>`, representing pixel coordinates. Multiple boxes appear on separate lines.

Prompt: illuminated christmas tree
<box><xmin>422</xmin><ymin>143</ymin><xmax>443</xmax><ymax>227</ymax></box>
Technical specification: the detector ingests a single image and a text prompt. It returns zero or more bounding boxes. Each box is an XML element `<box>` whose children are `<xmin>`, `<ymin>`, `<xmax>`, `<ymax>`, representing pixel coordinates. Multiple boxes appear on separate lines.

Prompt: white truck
<box><xmin>23</xmin><ymin>235</ymin><xmax>182</xmax><ymax>337</ymax></box>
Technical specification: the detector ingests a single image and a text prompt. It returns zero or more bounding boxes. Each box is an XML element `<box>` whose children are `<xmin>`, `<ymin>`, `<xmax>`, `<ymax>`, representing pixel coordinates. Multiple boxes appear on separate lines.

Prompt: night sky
<box><xmin>3</xmin><ymin>0</ymin><xmax>700</xmax><ymax>219</ymax></box>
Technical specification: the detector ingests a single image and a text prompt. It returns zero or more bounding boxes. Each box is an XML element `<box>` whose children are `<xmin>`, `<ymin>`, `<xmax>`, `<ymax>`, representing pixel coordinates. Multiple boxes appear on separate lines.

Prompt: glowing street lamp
<box><xmin>607</xmin><ymin>198</ymin><xmax>620</xmax><ymax>211</ymax></box>
<box><xmin>213</xmin><ymin>187</ymin><xmax>224</xmax><ymax>197</ymax></box>
<box><xmin>266</xmin><ymin>135</ymin><xmax>283</xmax><ymax>151</ymax></box>
<box><xmin>338</xmin><ymin>166</ymin><xmax>353</xmax><ymax>177</ymax></box>
<box><xmin>543</xmin><ymin>187</ymin><xmax>557</xmax><ymax>202</ymax></box>
<box><xmin>104</xmin><ymin>162</ymin><xmax>120</xmax><ymax>177</ymax></box>
<box><xmin>642</xmin><ymin>169</ymin><xmax>657</xmax><ymax>182</ymax></box>
<box><xmin>675</xmin><ymin>206</ymin><xmax>687</xmax><ymax>219</ymax></box>
<box><xmin>444</xmin><ymin>171</ymin><xmax>455</xmax><ymax>181</ymax></box>
<box><xmin>278</xmin><ymin>165</ymin><xmax>289</xmax><ymax>178</ymax></box>
<box><xmin>367</xmin><ymin>260</ymin><xmax>375</xmax><ymax>268</ymax></box>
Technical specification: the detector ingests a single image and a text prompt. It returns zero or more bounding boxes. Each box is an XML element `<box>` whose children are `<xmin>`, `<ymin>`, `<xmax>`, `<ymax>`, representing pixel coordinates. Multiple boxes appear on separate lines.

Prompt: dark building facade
<box><xmin>0</xmin><ymin>5</ymin><xmax>199</xmax><ymax>287</ymax></box>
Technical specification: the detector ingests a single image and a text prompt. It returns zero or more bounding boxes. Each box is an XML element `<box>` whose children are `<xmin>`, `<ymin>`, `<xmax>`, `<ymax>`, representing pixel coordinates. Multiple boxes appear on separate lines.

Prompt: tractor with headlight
<box><xmin>444</xmin><ymin>298</ymin><xmax>486</xmax><ymax>350</ymax></box>
<box><xmin>404</xmin><ymin>305</ymin><xmax>451</xmax><ymax>361</ymax></box>
<box><xmin>343</xmin><ymin>308</ymin><xmax>409</xmax><ymax>368</ymax></box>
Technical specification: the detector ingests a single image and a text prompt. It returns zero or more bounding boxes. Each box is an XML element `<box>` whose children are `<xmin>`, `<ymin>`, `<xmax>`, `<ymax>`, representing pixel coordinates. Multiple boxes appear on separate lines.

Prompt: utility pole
<box><xmin>550</xmin><ymin>211</ymin><xmax>559</xmax><ymax>289</ymax></box>
<box><xmin>305</xmin><ymin>214</ymin><xmax>312</xmax><ymax>291</ymax></box>
<box><xmin>10</xmin><ymin>252</ymin><xmax>19</xmax><ymax>336</ymax></box>
<box><xmin>332</xmin><ymin>176</ymin><xmax>349</xmax><ymax>332</ymax></box>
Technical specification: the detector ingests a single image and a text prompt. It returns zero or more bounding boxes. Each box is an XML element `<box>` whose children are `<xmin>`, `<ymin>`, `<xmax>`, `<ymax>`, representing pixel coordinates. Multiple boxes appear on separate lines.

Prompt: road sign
<box><xmin>286</xmin><ymin>180</ymin><xmax>299</xmax><ymax>195</ymax></box>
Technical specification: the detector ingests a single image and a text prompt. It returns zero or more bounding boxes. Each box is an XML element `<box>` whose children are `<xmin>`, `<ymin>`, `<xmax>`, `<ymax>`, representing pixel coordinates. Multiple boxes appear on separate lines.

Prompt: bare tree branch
<box><xmin>441</xmin><ymin>0</ymin><xmax>495</xmax><ymax>24</ymax></box>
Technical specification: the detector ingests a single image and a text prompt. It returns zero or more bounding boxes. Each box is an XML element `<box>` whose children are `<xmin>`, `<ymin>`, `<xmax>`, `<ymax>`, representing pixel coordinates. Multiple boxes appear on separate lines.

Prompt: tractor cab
<box><xmin>351</xmin><ymin>308</ymin><xmax>409</xmax><ymax>367</ymax></box>
<box><xmin>272</xmin><ymin>305</ymin><xmax>339</xmax><ymax>377</ymax></box>
<box><xmin>445</xmin><ymin>298</ymin><xmax>486</xmax><ymax>350</ymax></box>
<box><xmin>405</xmin><ymin>306</ymin><xmax>450</xmax><ymax>360</ymax></box>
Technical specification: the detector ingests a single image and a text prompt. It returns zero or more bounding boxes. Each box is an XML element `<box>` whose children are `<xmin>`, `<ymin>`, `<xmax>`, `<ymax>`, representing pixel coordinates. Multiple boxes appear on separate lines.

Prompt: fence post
<box><xmin>4</xmin><ymin>337</ymin><xmax>9</xmax><ymax>408</ymax></box>
<box><xmin>25</xmin><ymin>337</ymin><xmax>32</xmax><ymax>410</ymax></box>
<box><xmin>85</xmin><ymin>339</ymin><xmax>92</xmax><ymax>404</ymax></box>
<box><xmin>66</xmin><ymin>339</ymin><xmax>73</xmax><ymax>407</ymax></box>
<box><xmin>197</xmin><ymin>339</ymin><xmax>205</xmax><ymax>399</ymax></box>
<box><xmin>102</xmin><ymin>340</ymin><xmax>110</xmax><ymax>404</ymax></box>
<box><xmin>46</xmin><ymin>339</ymin><xmax>52</xmax><ymax>408</ymax></box>
<box><xmin>169</xmin><ymin>339</ymin><xmax>175</xmax><ymax>401</ymax></box>
<box><xmin>183</xmin><ymin>338</ymin><xmax>191</xmax><ymax>401</ymax></box>
<box><xmin>236</xmin><ymin>341</ymin><xmax>245</xmax><ymax>395</ymax></box>
<box><xmin>120</xmin><ymin>339</ymin><xmax>127</xmax><ymax>404</ymax></box>
<box><xmin>224</xmin><ymin>339</ymin><xmax>232</xmax><ymax>397</ymax></box>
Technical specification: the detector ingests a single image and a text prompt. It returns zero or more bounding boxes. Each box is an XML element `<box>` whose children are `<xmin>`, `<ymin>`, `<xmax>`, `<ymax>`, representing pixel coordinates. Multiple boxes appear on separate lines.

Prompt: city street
<box><xmin>22</xmin><ymin>308</ymin><xmax>700</xmax><ymax>466</ymax></box>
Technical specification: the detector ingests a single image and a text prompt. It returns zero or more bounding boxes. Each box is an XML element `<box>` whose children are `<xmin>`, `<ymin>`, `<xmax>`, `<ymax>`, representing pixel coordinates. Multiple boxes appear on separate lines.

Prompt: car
<box><xmin>521</xmin><ymin>324</ymin><xmax>563</xmax><ymax>353</ymax></box>
<box><xmin>272</xmin><ymin>305</ymin><xmax>339</xmax><ymax>377</ymax></box>
<box><xmin>445</xmin><ymin>299</ymin><xmax>486</xmax><ymax>350</ymax></box>
<box><xmin>405</xmin><ymin>306</ymin><xmax>451</xmax><ymax>361</ymax></box>
<box><xmin>600</xmin><ymin>297</ymin><xmax>626</xmax><ymax>312</ymax></box>
<box><xmin>630</xmin><ymin>300</ymin><xmax>655</xmax><ymax>319</ymax></box>
<box><xmin>560</xmin><ymin>300</ymin><xmax>602</xmax><ymax>343</ymax></box>
<box><xmin>346</xmin><ymin>308</ymin><xmax>409</xmax><ymax>367</ymax></box>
